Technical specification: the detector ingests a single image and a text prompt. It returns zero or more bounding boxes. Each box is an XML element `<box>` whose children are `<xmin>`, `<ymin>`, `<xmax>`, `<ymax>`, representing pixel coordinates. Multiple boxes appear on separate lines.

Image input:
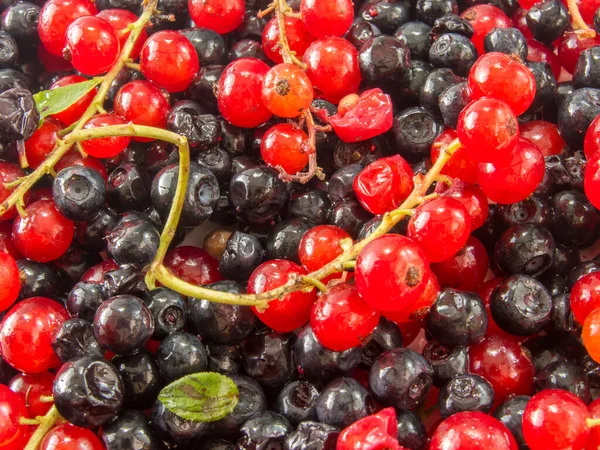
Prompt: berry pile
<box><xmin>2</xmin><ymin>0</ymin><xmax>600</xmax><ymax>448</ymax></box>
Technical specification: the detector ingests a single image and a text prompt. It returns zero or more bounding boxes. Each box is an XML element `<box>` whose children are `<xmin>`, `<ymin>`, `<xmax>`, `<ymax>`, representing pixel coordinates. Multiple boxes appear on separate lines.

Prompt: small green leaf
<box><xmin>33</xmin><ymin>78</ymin><xmax>102</xmax><ymax>123</ymax></box>
<box><xmin>158</xmin><ymin>372</ymin><xmax>239</xmax><ymax>422</ymax></box>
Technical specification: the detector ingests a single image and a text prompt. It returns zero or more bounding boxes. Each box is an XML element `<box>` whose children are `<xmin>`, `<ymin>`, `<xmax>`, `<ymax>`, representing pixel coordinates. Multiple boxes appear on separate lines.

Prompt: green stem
<box><xmin>25</xmin><ymin>406</ymin><xmax>61</xmax><ymax>450</ymax></box>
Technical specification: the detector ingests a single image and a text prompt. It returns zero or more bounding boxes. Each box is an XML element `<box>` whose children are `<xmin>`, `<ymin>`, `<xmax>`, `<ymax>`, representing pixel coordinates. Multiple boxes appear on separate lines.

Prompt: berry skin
<box><xmin>12</xmin><ymin>200</ymin><xmax>74</xmax><ymax>263</ymax></box>
<box><xmin>260</xmin><ymin>123</ymin><xmax>309</xmax><ymax>176</ymax></box>
<box><xmin>570</xmin><ymin>272</ymin><xmax>600</xmax><ymax>325</ymax></box>
<box><xmin>0</xmin><ymin>162</ymin><xmax>26</xmax><ymax>221</ymax></box>
<box><xmin>50</xmin><ymin>75</ymin><xmax>98</xmax><ymax>126</ymax></box>
<box><xmin>24</xmin><ymin>118</ymin><xmax>62</xmax><ymax>169</ymax></box>
<box><xmin>356</xmin><ymin>234</ymin><xmax>432</xmax><ymax>313</ymax></box>
<box><xmin>0</xmin><ymin>384</ymin><xmax>27</xmax><ymax>449</ymax></box>
<box><xmin>468</xmin><ymin>52</ymin><xmax>536</xmax><ymax>116</ymax></box>
<box><xmin>520</xmin><ymin>120</ymin><xmax>565</xmax><ymax>157</ymax></box>
<box><xmin>336</xmin><ymin>407</ymin><xmax>404</xmax><ymax>450</ymax></box>
<box><xmin>457</xmin><ymin>98</ymin><xmax>519</xmax><ymax>164</ymax></box>
<box><xmin>40</xmin><ymin>424</ymin><xmax>104</xmax><ymax>450</ymax></box>
<box><xmin>38</xmin><ymin>0</ymin><xmax>97</xmax><ymax>56</ymax></box>
<box><xmin>97</xmin><ymin>9</ymin><xmax>147</xmax><ymax>59</ymax></box>
<box><xmin>52</xmin><ymin>166</ymin><xmax>106</xmax><ymax>221</ymax></box>
<box><xmin>217</xmin><ymin>58</ymin><xmax>273</xmax><ymax>128</ymax></box>
<box><xmin>354</xmin><ymin>155</ymin><xmax>414</xmax><ymax>215</ymax></box>
<box><xmin>81</xmin><ymin>113</ymin><xmax>130</xmax><ymax>158</ymax></box>
<box><xmin>0</xmin><ymin>297</ymin><xmax>69</xmax><ymax>373</ymax></box>
<box><xmin>262</xmin><ymin>16</ymin><xmax>315</xmax><ymax>64</ymax></box>
<box><xmin>65</xmin><ymin>16</ymin><xmax>120</xmax><ymax>76</ymax></box>
<box><xmin>431</xmin><ymin>236</ymin><xmax>489</xmax><ymax>292</ymax></box>
<box><xmin>188</xmin><ymin>0</ymin><xmax>244</xmax><ymax>35</ymax></box>
<box><xmin>140</xmin><ymin>31</ymin><xmax>199</xmax><ymax>93</ymax></box>
<box><xmin>248</xmin><ymin>260</ymin><xmax>317</xmax><ymax>333</ymax></box>
<box><xmin>461</xmin><ymin>4</ymin><xmax>512</xmax><ymax>54</ymax></box>
<box><xmin>9</xmin><ymin>372</ymin><xmax>54</xmax><ymax>417</ymax></box>
<box><xmin>407</xmin><ymin>197</ymin><xmax>472</xmax><ymax>263</ymax></box>
<box><xmin>299</xmin><ymin>224</ymin><xmax>351</xmax><ymax>274</ymax></box>
<box><xmin>262</xmin><ymin>63</ymin><xmax>313</xmax><ymax>118</ymax></box>
<box><xmin>522</xmin><ymin>390</ymin><xmax>590</xmax><ymax>450</ymax></box>
<box><xmin>0</xmin><ymin>252</ymin><xmax>20</xmax><ymax>312</ymax></box>
<box><xmin>477</xmin><ymin>138</ymin><xmax>545</xmax><ymax>205</ymax></box>
<box><xmin>303</xmin><ymin>37</ymin><xmax>362</xmax><ymax>104</ymax></box>
<box><xmin>300</xmin><ymin>0</ymin><xmax>354</xmax><ymax>38</ymax></box>
<box><xmin>311</xmin><ymin>283</ymin><xmax>379</xmax><ymax>352</ymax></box>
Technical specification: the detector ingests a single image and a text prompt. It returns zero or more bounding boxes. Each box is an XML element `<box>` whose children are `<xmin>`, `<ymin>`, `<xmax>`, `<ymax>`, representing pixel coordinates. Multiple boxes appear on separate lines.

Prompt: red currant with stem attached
<box><xmin>0</xmin><ymin>222</ymin><xmax>22</xmax><ymax>259</ymax></box>
<box><xmin>50</xmin><ymin>75</ymin><xmax>98</xmax><ymax>126</ymax></box>
<box><xmin>460</xmin><ymin>4</ymin><xmax>512</xmax><ymax>54</ymax></box>
<box><xmin>0</xmin><ymin>162</ymin><xmax>26</xmax><ymax>221</ymax></box>
<box><xmin>97</xmin><ymin>9</ymin><xmax>148</xmax><ymax>59</ymax></box>
<box><xmin>248</xmin><ymin>260</ymin><xmax>317</xmax><ymax>333</ymax></box>
<box><xmin>584</xmin><ymin>115</ymin><xmax>600</xmax><ymax>159</ymax></box>
<box><xmin>353</xmin><ymin>155</ymin><xmax>414</xmax><ymax>215</ymax></box>
<box><xmin>557</xmin><ymin>32</ymin><xmax>600</xmax><ymax>74</ymax></box>
<box><xmin>468</xmin><ymin>52</ymin><xmax>536</xmax><ymax>115</ymax></box>
<box><xmin>140</xmin><ymin>31</ymin><xmax>199</xmax><ymax>93</ymax></box>
<box><xmin>311</xmin><ymin>283</ymin><xmax>379</xmax><ymax>352</ymax></box>
<box><xmin>12</xmin><ymin>199</ymin><xmax>74</xmax><ymax>263</ymax></box>
<box><xmin>570</xmin><ymin>272</ymin><xmax>600</xmax><ymax>325</ymax></box>
<box><xmin>217</xmin><ymin>58</ymin><xmax>272</xmax><ymax>128</ymax></box>
<box><xmin>300</xmin><ymin>0</ymin><xmax>354</xmax><ymax>38</ymax></box>
<box><xmin>0</xmin><ymin>384</ymin><xmax>27</xmax><ymax>449</ymax></box>
<box><xmin>527</xmin><ymin>39</ymin><xmax>561</xmax><ymax>79</ymax></box>
<box><xmin>298</xmin><ymin>224</ymin><xmax>352</xmax><ymax>281</ymax></box>
<box><xmin>163</xmin><ymin>246</ymin><xmax>222</xmax><ymax>286</ymax></box>
<box><xmin>457</xmin><ymin>97</ymin><xmax>520</xmax><ymax>164</ymax></box>
<box><xmin>477</xmin><ymin>137</ymin><xmax>545</xmax><ymax>205</ymax></box>
<box><xmin>431</xmin><ymin>236</ymin><xmax>489</xmax><ymax>292</ymax></box>
<box><xmin>469</xmin><ymin>334</ymin><xmax>534</xmax><ymax>406</ymax></box>
<box><xmin>188</xmin><ymin>0</ymin><xmax>244</xmax><ymax>34</ymax></box>
<box><xmin>441</xmin><ymin>180</ymin><xmax>489</xmax><ymax>230</ymax></box>
<box><xmin>585</xmin><ymin>157</ymin><xmax>600</xmax><ymax>210</ymax></box>
<box><xmin>81</xmin><ymin>113</ymin><xmax>130</xmax><ymax>158</ymax></box>
<box><xmin>430</xmin><ymin>411</ymin><xmax>518</xmax><ymax>450</ymax></box>
<box><xmin>407</xmin><ymin>197</ymin><xmax>472</xmax><ymax>263</ymax></box>
<box><xmin>522</xmin><ymin>389</ymin><xmax>590</xmax><ymax>450</ymax></box>
<box><xmin>260</xmin><ymin>123</ymin><xmax>309</xmax><ymax>175</ymax></box>
<box><xmin>303</xmin><ymin>37</ymin><xmax>361</xmax><ymax>104</ymax></box>
<box><xmin>520</xmin><ymin>120</ymin><xmax>565</xmax><ymax>157</ymax></box>
<box><xmin>0</xmin><ymin>297</ymin><xmax>69</xmax><ymax>373</ymax></box>
<box><xmin>64</xmin><ymin>16</ymin><xmax>120</xmax><ymax>76</ymax></box>
<box><xmin>114</xmin><ymin>80</ymin><xmax>170</xmax><ymax>142</ymax></box>
<box><xmin>431</xmin><ymin>129</ymin><xmax>478</xmax><ymax>184</ymax></box>
<box><xmin>356</xmin><ymin>234</ymin><xmax>432</xmax><ymax>313</ymax></box>
<box><xmin>24</xmin><ymin>118</ymin><xmax>62</xmax><ymax>169</ymax></box>
<box><xmin>40</xmin><ymin>424</ymin><xmax>104</xmax><ymax>450</ymax></box>
<box><xmin>261</xmin><ymin>16</ymin><xmax>315</xmax><ymax>64</ymax></box>
<box><xmin>9</xmin><ymin>371</ymin><xmax>54</xmax><ymax>417</ymax></box>
<box><xmin>337</xmin><ymin>408</ymin><xmax>404</xmax><ymax>450</ymax></box>
<box><xmin>38</xmin><ymin>0</ymin><xmax>97</xmax><ymax>56</ymax></box>
<box><xmin>56</xmin><ymin>151</ymin><xmax>108</xmax><ymax>182</ymax></box>
<box><xmin>382</xmin><ymin>273</ymin><xmax>440</xmax><ymax>323</ymax></box>
<box><xmin>583</xmin><ymin>308</ymin><xmax>600</xmax><ymax>363</ymax></box>
<box><xmin>0</xmin><ymin>252</ymin><xmax>19</xmax><ymax>312</ymax></box>
<box><xmin>262</xmin><ymin>63</ymin><xmax>313</xmax><ymax>118</ymax></box>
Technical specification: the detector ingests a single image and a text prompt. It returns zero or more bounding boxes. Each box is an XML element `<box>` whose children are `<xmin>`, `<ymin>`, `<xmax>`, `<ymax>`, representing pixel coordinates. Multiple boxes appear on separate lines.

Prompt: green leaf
<box><xmin>158</xmin><ymin>372</ymin><xmax>239</xmax><ymax>422</ymax></box>
<box><xmin>33</xmin><ymin>78</ymin><xmax>102</xmax><ymax>123</ymax></box>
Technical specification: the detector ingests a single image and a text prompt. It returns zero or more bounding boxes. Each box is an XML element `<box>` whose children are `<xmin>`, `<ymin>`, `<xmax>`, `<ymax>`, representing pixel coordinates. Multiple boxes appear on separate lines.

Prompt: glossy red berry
<box><xmin>65</xmin><ymin>16</ymin><xmax>120</xmax><ymax>76</ymax></box>
<box><xmin>299</xmin><ymin>225</ymin><xmax>352</xmax><ymax>273</ymax></box>
<box><xmin>468</xmin><ymin>52</ymin><xmax>536</xmax><ymax>115</ymax></box>
<box><xmin>140</xmin><ymin>31</ymin><xmax>199</xmax><ymax>93</ymax></box>
<box><xmin>248</xmin><ymin>260</ymin><xmax>317</xmax><ymax>333</ymax></box>
<box><xmin>0</xmin><ymin>384</ymin><xmax>27</xmax><ymax>449</ymax></box>
<box><xmin>262</xmin><ymin>63</ymin><xmax>313</xmax><ymax>118</ymax></box>
<box><xmin>477</xmin><ymin>138</ymin><xmax>545</xmax><ymax>205</ymax></box>
<box><xmin>50</xmin><ymin>75</ymin><xmax>98</xmax><ymax>126</ymax></box>
<box><xmin>303</xmin><ymin>37</ymin><xmax>361</xmax><ymax>104</ymax></box>
<box><xmin>557</xmin><ymin>31</ymin><xmax>600</xmax><ymax>74</ymax></box>
<box><xmin>24</xmin><ymin>119</ymin><xmax>62</xmax><ymax>169</ymax></box>
<box><xmin>217</xmin><ymin>58</ymin><xmax>273</xmax><ymax>128</ymax></box>
<box><xmin>356</xmin><ymin>234</ymin><xmax>432</xmax><ymax>313</ymax></box>
<box><xmin>431</xmin><ymin>236</ymin><xmax>489</xmax><ymax>292</ymax></box>
<box><xmin>441</xmin><ymin>181</ymin><xmax>489</xmax><ymax>230</ymax></box>
<box><xmin>382</xmin><ymin>274</ymin><xmax>440</xmax><ymax>323</ymax></box>
<box><xmin>260</xmin><ymin>123</ymin><xmax>309</xmax><ymax>176</ymax></box>
<box><xmin>583</xmin><ymin>308</ymin><xmax>600</xmax><ymax>363</ymax></box>
<box><xmin>354</xmin><ymin>155</ymin><xmax>414</xmax><ymax>215</ymax></box>
<box><xmin>12</xmin><ymin>200</ymin><xmax>74</xmax><ymax>263</ymax></box>
<box><xmin>0</xmin><ymin>252</ymin><xmax>20</xmax><ymax>312</ymax></box>
<box><xmin>337</xmin><ymin>408</ymin><xmax>404</xmax><ymax>450</ymax></box>
<box><xmin>457</xmin><ymin>98</ymin><xmax>520</xmax><ymax>164</ymax></box>
<box><xmin>520</xmin><ymin>120</ymin><xmax>565</xmax><ymax>157</ymax></box>
<box><xmin>461</xmin><ymin>4</ymin><xmax>512</xmax><ymax>54</ymax></box>
<box><xmin>407</xmin><ymin>197</ymin><xmax>472</xmax><ymax>263</ymax></box>
<box><xmin>512</xmin><ymin>7</ymin><xmax>533</xmax><ymax>40</ymax></box>
<box><xmin>585</xmin><ymin>157</ymin><xmax>600</xmax><ymax>210</ymax></box>
<box><xmin>9</xmin><ymin>371</ymin><xmax>54</xmax><ymax>417</ymax></box>
<box><xmin>0</xmin><ymin>297</ymin><xmax>69</xmax><ymax>373</ymax></box>
<box><xmin>300</xmin><ymin>0</ymin><xmax>354</xmax><ymax>38</ymax></box>
<box><xmin>311</xmin><ymin>283</ymin><xmax>379</xmax><ymax>352</ymax></box>
<box><xmin>188</xmin><ymin>0</ymin><xmax>244</xmax><ymax>34</ymax></box>
<box><xmin>0</xmin><ymin>162</ymin><xmax>26</xmax><ymax>221</ymax></box>
<box><xmin>584</xmin><ymin>115</ymin><xmax>600</xmax><ymax>159</ymax></box>
<box><xmin>97</xmin><ymin>8</ymin><xmax>148</xmax><ymax>59</ymax></box>
<box><xmin>567</xmin><ymin>0</ymin><xmax>600</xmax><ymax>25</ymax></box>
<box><xmin>40</xmin><ymin>424</ymin><xmax>104</xmax><ymax>450</ymax></box>
<box><xmin>81</xmin><ymin>113</ymin><xmax>130</xmax><ymax>158</ymax></box>
<box><xmin>38</xmin><ymin>0</ymin><xmax>97</xmax><ymax>56</ymax></box>
<box><xmin>570</xmin><ymin>272</ymin><xmax>600</xmax><ymax>325</ymax></box>
<box><xmin>522</xmin><ymin>390</ymin><xmax>590</xmax><ymax>450</ymax></box>
<box><xmin>261</xmin><ymin>16</ymin><xmax>315</xmax><ymax>64</ymax></box>
<box><xmin>80</xmin><ymin>260</ymin><xmax>119</xmax><ymax>284</ymax></box>
<box><xmin>431</xmin><ymin>129</ymin><xmax>478</xmax><ymax>184</ymax></box>
<box><xmin>588</xmin><ymin>399</ymin><xmax>600</xmax><ymax>448</ymax></box>
<box><xmin>0</xmin><ymin>222</ymin><xmax>22</xmax><ymax>259</ymax></box>
<box><xmin>163</xmin><ymin>246</ymin><xmax>222</xmax><ymax>286</ymax></box>
<box><xmin>430</xmin><ymin>411</ymin><xmax>518</xmax><ymax>450</ymax></box>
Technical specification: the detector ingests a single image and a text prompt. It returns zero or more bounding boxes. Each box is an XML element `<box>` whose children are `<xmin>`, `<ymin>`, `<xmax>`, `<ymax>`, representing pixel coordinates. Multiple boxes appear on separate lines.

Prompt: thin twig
<box><xmin>567</xmin><ymin>0</ymin><xmax>596</xmax><ymax>39</ymax></box>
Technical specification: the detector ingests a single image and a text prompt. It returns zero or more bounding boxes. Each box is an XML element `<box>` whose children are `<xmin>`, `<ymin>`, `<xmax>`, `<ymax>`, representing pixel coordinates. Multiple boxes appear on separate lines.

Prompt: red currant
<box><xmin>65</xmin><ymin>16</ymin><xmax>120</xmax><ymax>76</ymax></box>
<box><xmin>431</xmin><ymin>236</ymin><xmax>489</xmax><ymax>292</ymax></box>
<box><xmin>0</xmin><ymin>162</ymin><xmax>26</xmax><ymax>221</ymax></box>
<box><xmin>557</xmin><ymin>31</ymin><xmax>600</xmax><ymax>74</ymax></box>
<box><xmin>261</xmin><ymin>16</ymin><xmax>315</xmax><ymax>64</ymax></box>
<box><xmin>0</xmin><ymin>384</ymin><xmax>27</xmax><ymax>449</ymax></box>
<box><xmin>261</xmin><ymin>63</ymin><xmax>313</xmax><ymax>118</ymax></box>
<box><xmin>0</xmin><ymin>297</ymin><xmax>69</xmax><ymax>373</ymax></box>
<box><xmin>584</xmin><ymin>115</ymin><xmax>600</xmax><ymax>159</ymax></box>
<box><xmin>40</xmin><ymin>424</ymin><xmax>104</xmax><ymax>450</ymax></box>
<box><xmin>311</xmin><ymin>283</ymin><xmax>379</xmax><ymax>352</ymax></box>
<box><xmin>588</xmin><ymin>398</ymin><xmax>600</xmax><ymax>448</ymax></box>
<box><xmin>38</xmin><ymin>0</ymin><xmax>97</xmax><ymax>56</ymax></box>
<box><xmin>12</xmin><ymin>200</ymin><xmax>74</xmax><ymax>263</ymax></box>
<box><xmin>248</xmin><ymin>260</ymin><xmax>317</xmax><ymax>332</ymax></box>
<box><xmin>188</xmin><ymin>0</ymin><xmax>245</xmax><ymax>34</ymax></box>
<box><xmin>49</xmin><ymin>75</ymin><xmax>98</xmax><ymax>126</ymax></box>
<box><xmin>0</xmin><ymin>222</ymin><xmax>22</xmax><ymax>259</ymax></box>
<box><xmin>9</xmin><ymin>371</ymin><xmax>54</xmax><ymax>417</ymax></box>
<box><xmin>24</xmin><ymin>118</ymin><xmax>62</xmax><ymax>169</ymax></box>
<box><xmin>354</xmin><ymin>155</ymin><xmax>414</xmax><ymax>215</ymax></box>
<box><xmin>81</xmin><ymin>113</ymin><xmax>130</xmax><ymax>158</ymax></box>
<box><xmin>337</xmin><ymin>408</ymin><xmax>404</xmax><ymax>450</ymax></box>
<box><xmin>356</xmin><ymin>234</ymin><xmax>432</xmax><ymax>313</ymax></box>
<box><xmin>520</xmin><ymin>120</ymin><xmax>565</xmax><ymax>157</ymax></box>
<box><xmin>217</xmin><ymin>58</ymin><xmax>273</xmax><ymax>128</ymax></box>
<box><xmin>570</xmin><ymin>272</ymin><xmax>600</xmax><ymax>325</ymax></box>
<box><xmin>298</xmin><ymin>224</ymin><xmax>351</xmax><ymax>273</ymax></box>
<box><xmin>565</xmin><ymin>0</ymin><xmax>600</xmax><ymax>25</ymax></box>
<box><xmin>38</xmin><ymin>44</ymin><xmax>73</xmax><ymax>73</ymax></box>
<box><xmin>80</xmin><ymin>259</ymin><xmax>119</xmax><ymax>284</ymax></box>
<box><xmin>260</xmin><ymin>123</ymin><xmax>309</xmax><ymax>176</ymax></box>
<box><xmin>382</xmin><ymin>273</ymin><xmax>440</xmax><ymax>323</ymax></box>
<box><xmin>527</xmin><ymin>38</ymin><xmax>561</xmax><ymax>79</ymax></box>
<box><xmin>585</xmin><ymin>157</ymin><xmax>600</xmax><ymax>210</ymax></box>
<box><xmin>583</xmin><ymin>308</ymin><xmax>600</xmax><ymax>363</ymax></box>
<box><xmin>431</xmin><ymin>129</ymin><xmax>478</xmax><ymax>184</ymax></box>
<box><xmin>163</xmin><ymin>246</ymin><xmax>222</xmax><ymax>286</ymax></box>
<box><xmin>441</xmin><ymin>180</ymin><xmax>489</xmax><ymax>230</ymax></box>
<box><xmin>512</xmin><ymin>8</ymin><xmax>533</xmax><ymax>40</ymax></box>
<box><xmin>461</xmin><ymin>4</ymin><xmax>512</xmax><ymax>54</ymax></box>
<box><xmin>97</xmin><ymin>8</ymin><xmax>147</xmax><ymax>59</ymax></box>
<box><xmin>300</xmin><ymin>0</ymin><xmax>354</xmax><ymax>38</ymax></box>
<box><xmin>0</xmin><ymin>252</ymin><xmax>19</xmax><ymax>312</ymax></box>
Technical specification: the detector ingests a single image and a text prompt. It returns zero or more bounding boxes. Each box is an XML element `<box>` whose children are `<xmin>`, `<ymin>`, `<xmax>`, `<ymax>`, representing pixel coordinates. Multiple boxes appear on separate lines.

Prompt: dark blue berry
<box><xmin>145</xmin><ymin>287</ymin><xmax>187</xmax><ymax>339</ymax></box>
<box><xmin>483</xmin><ymin>28</ymin><xmax>527</xmax><ymax>61</ymax></box>
<box><xmin>242</xmin><ymin>329</ymin><xmax>296</xmax><ymax>388</ymax></box>
<box><xmin>438</xmin><ymin>374</ymin><xmax>494</xmax><ymax>418</ymax></box>
<box><xmin>105</xmin><ymin>217</ymin><xmax>160</xmax><ymax>268</ymax></box>
<box><xmin>316</xmin><ymin>377</ymin><xmax>375</xmax><ymax>428</ymax></box>
<box><xmin>53</xmin><ymin>166</ymin><xmax>106</xmax><ymax>221</ymax></box>
<box><xmin>494</xmin><ymin>224</ymin><xmax>555</xmax><ymax>277</ymax></box>
<box><xmin>493</xmin><ymin>395</ymin><xmax>531</xmax><ymax>450</ymax></box>
<box><xmin>423</xmin><ymin>340</ymin><xmax>469</xmax><ymax>388</ymax></box>
<box><xmin>112</xmin><ymin>349</ymin><xmax>163</xmax><ymax>409</ymax></box>
<box><xmin>51</xmin><ymin>318</ymin><xmax>104</xmax><ymax>363</ymax></box>
<box><xmin>274</xmin><ymin>380</ymin><xmax>320</xmax><ymax>426</ymax></box>
<box><xmin>67</xmin><ymin>281</ymin><xmax>106</xmax><ymax>322</ymax></box>
<box><xmin>237</xmin><ymin>410</ymin><xmax>292</xmax><ymax>449</ymax></box>
<box><xmin>107</xmin><ymin>163</ymin><xmax>152</xmax><ymax>213</ymax></box>
<box><xmin>156</xmin><ymin>331</ymin><xmax>208</xmax><ymax>383</ymax></box>
<box><xmin>100</xmin><ymin>409</ymin><xmax>163</xmax><ymax>450</ymax></box>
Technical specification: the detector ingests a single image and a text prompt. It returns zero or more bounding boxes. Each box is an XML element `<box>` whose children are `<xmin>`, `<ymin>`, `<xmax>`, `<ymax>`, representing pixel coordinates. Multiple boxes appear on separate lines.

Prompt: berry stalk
<box><xmin>24</xmin><ymin>405</ymin><xmax>60</xmax><ymax>450</ymax></box>
<box><xmin>567</xmin><ymin>0</ymin><xmax>596</xmax><ymax>39</ymax></box>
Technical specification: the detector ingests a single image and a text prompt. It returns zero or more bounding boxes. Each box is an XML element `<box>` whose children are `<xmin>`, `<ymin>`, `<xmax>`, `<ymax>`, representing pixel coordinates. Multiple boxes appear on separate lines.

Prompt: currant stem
<box><xmin>272</xmin><ymin>0</ymin><xmax>307</xmax><ymax>68</ymax></box>
<box><xmin>24</xmin><ymin>406</ymin><xmax>61</xmax><ymax>450</ymax></box>
<box><xmin>567</xmin><ymin>0</ymin><xmax>596</xmax><ymax>39</ymax></box>
<box><xmin>20</xmin><ymin>417</ymin><xmax>41</xmax><ymax>426</ymax></box>
<box><xmin>588</xmin><ymin>418</ymin><xmax>600</xmax><ymax>428</ymax></box>
<box><xmin>300</xmin><ymin>276</ymin><xmax>328</xmax><ymax>292</ymax></box>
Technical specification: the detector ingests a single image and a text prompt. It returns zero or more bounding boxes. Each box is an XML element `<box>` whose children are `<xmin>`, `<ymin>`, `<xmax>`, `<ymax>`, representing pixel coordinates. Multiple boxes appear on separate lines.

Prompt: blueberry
<box><xmin>186</xmin><ymin>65</ymin><xmax>224</xmax><ymax>115</ymax></box>
<box><xmin>568</xmin><ymin>260</ymin><xmax>600</xmax><ymax>289</ymax></box>
<box><xmin>316</xmin><ymin>377</ymin><xmax>375</xmax><ymax>428</ymax></box>
<box><xmin>274</xmin><ymin>380</ymin><xmax>320</xmax><ymax>426</ymax></box>
<box><xmin>287</xmin><ymin>189</ymin><xmax>331</xmax><ymax>225</ymax></box>
<box><xmin>394</xmin><ymin>21</ymin><xmax>432</xmax><ymax>61</ymax></box>
<box><xmin>361</xmin><ymin>317</ymin><xmax>404</xmax><ymax>368</ymax></box>
<box><xmin>0</xmin><ymin>31</ymin><xmax>17</xmax><ymax>69</ymax></box>
<box><xmin>552</xmin><ymin>190</ymin><xmax>597</xmax><ymax>248</ymax></box>
<box><xmin>358</xmin><ymin>35</ymin><xmax>411</xmax><ymax>86</ymax></box>
<box><xmin>391</xmin><ymin>106</ymin><xmax>443</xmax><ymax>163</ymax></box>
<box><xmin>493</xmin><ymin>395</ymin><xmax>531</xmax><ymax>450</ymax></box>
<box><xmin>105</xmin><ymin>217</ymin><xmax>160</xmax><ymax>268</ymax></box>
<box><xmin>545</xmin><ymin>153</ymin><xmax>586</xmax><ymax>193</ymax></box>
<box><xmin>535</xmin><ymin>360</ymin><xmax>591</xmax><ymax>403</ymax></box>
<box><xmin>0</xmin><ymin>69</ymin><xmax>31</xmax><ymax>94</ymax></box>
<box><xmin>242</xmin><ymin>329</ymin><xmax>296</xmax><ymax>388</ymax></box>
<box><xmin>494</xmin><ymin>224</ymin><xmax>555</xmax><ymax>276</ymax></box>
<box><xmin>549</xmin><ymin>244</ymin><xmax>580</xmax><ymax>276</ymax></box>
<box><xmin>328</xmin><ymin>164</ymin><xmax>362</xmax><ymax>203</ymax></box>
<box><xmin>53</xmin><ymin>166</ymin><xmax>106</xmax><ymax>221</ymax></box>
<box><xmin>419</xmin><ymin>68</ymin><xmax>464</xmax><ymax>117</ymax></box>
<box><xmin>266</xmin><ymin>217</ymin><xmax>314</xmax><ymax>264</ymax></box>
<box><xmin>396</xmin><ymin>410</ymin><xmax>427</xmax><ymax>450</ymax></box>
<box><xmin>430</xmin><ymin>14</ymin><xmax>473</xmax><ymax>40</ymax></box>
<box><xmin>106</xmin><ymin>163</ymin><xmax>152</xmax><ymax>213</ymax></box>
<box><xmin>557</xmin><ymin>87</ymin><xmax>600</xmax><ymax>149</ymax></box>
<box><xmin>549</xmin><ymin>293</ymin><xmax>577</xmax><ymax>336</ymax></box>
<box><xmin>101</xmin><ymin>264</ymin><xmax>148</xmax><ymax>298</ymax></box>
<box><xmin>483</xmin><ymin>28</ymin><xmax>527</xmax><ymax>61</ymax></box>
<box><xmin>218</xmin><ymin>232</ymin><xmax>265</xmax><ymax>283</ymax></box>
<box><xmin>93</xmin><ymin>295</ymin><xmax>154</xmax><ymax>355</ymax></box>
<box><xmin>327</xmin><ymin>199</ymin><xmax>373</xmax><ymax>239</ymax></box>
<box><xmin>145</xmin><ymin>287</ymin><xmax>187</xmax><ymax>339</ymax></box>
<box><xmin>346</xmin><ymin>20</ymin><xmax>382</xmax><ymax>50</ymax></box>
<box><xmin>429</xmin><ymin>33</ymin><xmax>478</xmax><ymax>77</ymax></box>
<box><xmin>151</xmin><ymin>399</ymin><xmax>212</xmax><ymax>443</ymax></box>
<box><xmin>167</xmin><ymin>101</ymin><xmax>221</xmax><ymax>152</ymax></box>
<box><xmin>79</xmin><ymin>208</ymin><xmax>118</xmax><ymax>251</ymax></box>
<box><xmin>416</xmin><ymin>0</ymin><xmax>458</xmax><ymax>25</ymax></box>
<box><xmin>496</xmin><ymin>196</ymin><xmax>553</xmax><ymax>230</ymax></box>
<box><xmin>525</xmin><ymin>61</ymin><xmax>557</xmax><ymax>113</ymax></box>
<box><xmin>156</xmin><ymin>332</ymin><xmax>208</xmax><ymax>383</ymax></box>
<box><xmin>400</xmin><ymin>60</ymin><xmax>434</xmax><ymax>103</ymax></box>
<box><xmin>53</xmin><ymin>356</ymin><xmax>124</xmax><ymax>428</ymax></box>
<box><xmin>359</xmin><ymin>0</ymin><xmax>410</xmax><ymax>34</ymax></box>
<box><xmin>112</xmin><ymin>350</ymin><xmax>163</xmax><ymax>409</ymax></box>
<box><xmin>523</xmin><ymin>335</ymin><xmax>569</xmax><ymax>373</ymax></box>
<box><xmin>526</xmin><ymin>0</ymin><xmax>569</xmax><ymax>45</ymax></box>
<box><xmin>438</xmin><ymin>81</ymin><xmax>470</xmax><ymax>129</ymax></box>
<box><xmin>180</xmin><ymin>27</ymin><xmax>227</xmax><ymax>66</ymax></box>
<box><xmin>16</xmin><ymin>260</ymin><xmax>60</xmax><ymax>300</ymax></box>
<box><xmin>231</xmin><ymin>155</ymin><xmax>261</xmax><ymax>175</ymax></box>
<box><xmin>51</xmin><ymin>318</ymin><xmax>104</xmax><ymax>363</ymax></box>
<box><xmin>1</xmin><ymin>3</ymin><xmax>40</xmax><ymax>42</ymax></box>
<box><xmin>423</xmin><ymin>340</ymin><xmax>469</xmax><ymax>388</ymax></box>
<box><xmin>369</xmin><ymin>348</ymin><xmax>433</xmax><ymax>411</ymax></box>
<box><xmin>284</xmin><ymin>421</ymin><xmax>339</xmax><ymax>450</ymax></box>
<box><xmin>207</xmin><ymin>343</ymin><xmax>243</xmax><ymax>375</ymax></box>
<box><xmin>195</xmin><ymin>146</ymin><xmax>232</xmax><ymax>186</ymax></box>
<box><xmin>67</xmin><ymin>281</ymin><xmax>106</xmax><ymax>322</ymax></box>
<box><xmin>100</xmin><ymin>409</ymin><xmax>163</xmax><ymax>450</ymax></box>
<box><xmin>438</xmin><ymin>374</ymin><xmax>494</xmax><ymax>418</ymax></box>
<box><xmin>229</xmin><ymin>38</ymin><xmax>268</xmax><ymax>63</ymax></box>
<box><xmin>237</xmin><ymin>410</ymin><xmax>292</xmax><ymax>449</ymax></box>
